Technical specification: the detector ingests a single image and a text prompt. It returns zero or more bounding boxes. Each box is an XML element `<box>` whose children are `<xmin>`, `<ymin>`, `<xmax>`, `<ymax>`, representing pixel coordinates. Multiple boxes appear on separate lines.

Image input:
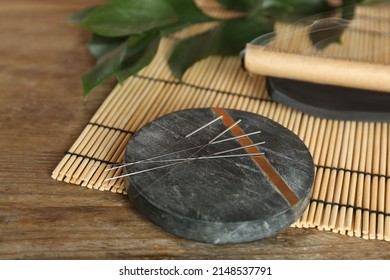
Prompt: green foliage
<box><xmin>116</xmin><ymin>33</ymin><xmax>161</xmax><ymax>83</ymax></box>
<box><xmin>66</xmin><ymin>6</ymin><xmax>98</xmax><ymax>24</ymax></box>
<box><xmin>87</xmin><ymin>34</ymin><xmax>128</xmax><ymax>59</ymax></box>
<box><xmin>217</xmin><ymin>0</ymin><xmax>259</xmax><ymax>11</ymax></box>
<box><xmin>82</xmin><ymin>40</ymin><xmax>128</xmax><ymax>95</ymax></box>
<box><xmin>257</xmin><ymin>0</ymin><xmax>331</xmax><ymax>21</ymax></box>
<box><xmin>76</xmin><ymin>0</ymin><xmax>177</xmax><ymax>37</ymax></box>
<box><xmin>165</xmin><ymin>0</ymin><xmax>211</xmax><ymax>22</ymax></box>
<box><xmin>82</xmin><ymin>32</ymin><xmax>161</xmax><ymax>95</ymax></box>
<box><xmin>169</xmin><ymin>17</ymin><xmax>273</xmax><ymax>79</ymax></box>
<box><xmin>68</xmin><ymin>0</ymin><xmax>366</xmax><ymax>95</ymax></box>
<box><xmin>309</xmin><ymin>0</ymin><xmax>364</xmax><ymax>48</ymax></box>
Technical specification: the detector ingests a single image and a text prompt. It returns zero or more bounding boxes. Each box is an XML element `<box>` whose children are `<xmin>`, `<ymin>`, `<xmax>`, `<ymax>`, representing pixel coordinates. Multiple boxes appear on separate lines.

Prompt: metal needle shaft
<box><xmin>105</xmin><ymin>116</ymin><xmax>223</xmax><ymax>172</ymax></box>
<box><xmin>213</xmin><ymin>141</ymin><xmax>265</xmax><ymax>155</ymax></box>
<box><xmin>104</xmin><ymin>153</ymin><xmax>265</xmax><ymax>181</ymax></box>
<box><xmin>208</xmin><ymin>119</ymin><xmax>241</xmax><ymax>144</ymax></box>
<box><xmin>211</xmin><ymin>130</ymin><xmax>261</xmax><ymax>145</ymax></box>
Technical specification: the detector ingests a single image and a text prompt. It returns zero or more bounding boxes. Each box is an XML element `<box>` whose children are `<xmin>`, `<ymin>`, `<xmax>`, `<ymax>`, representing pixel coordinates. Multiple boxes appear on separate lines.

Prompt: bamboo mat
<box><xmin>52</xmin><ymin>1</ymin><xmax>390</xmax><ymax>241</ymax></box>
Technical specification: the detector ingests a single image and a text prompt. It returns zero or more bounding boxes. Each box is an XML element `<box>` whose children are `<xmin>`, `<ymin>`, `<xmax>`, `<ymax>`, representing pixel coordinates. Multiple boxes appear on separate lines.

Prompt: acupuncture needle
<box><xmin>105</xmin><ymin>130</ymin><xmax>262</xmax><ymax>171</ymax></box>
<box><xmin>139</xmin><ymin>141</ymin><xmax>266</xmax><ymax>164</ymax></box>
<box><xmin>123</xmin><ymin>119</ymin><xmax>247</xmax><ymax>198</ymax></box>
<box><xmin>105</xmin><ymin>119</ymin><xmax>242</xmax><ymax>181</ymax></box>
<box><xmin>141</xmin><ymin>152</ymin><xmax>266</xmax><ymax>164</ymax></box>
<box><xmin>211</xmin><ymin>130</ymin><xmax>261</xmax><ymax>144</ymax></box>
<box><xmin>212</xmin><ymin>141</ymin><xmax>265</xmax><ymax>155</ymax></box>
<box><xmin>105</xmin><ymin>116</ymin><xmax>223</xmax><ymax>171</ymax></box>
<box><xmin>106</xmin><ymin>153</ymin><xmax>265</xmax><ymax>180</ymax></box>
<box><xmin>159</xmin><ymin>119</ymin><xmax>242</xmax><ymax>174</ymax></box>
<box><xmin>208</xmin><ymin>119</ymin><xmax>241</xmax><ymax>144</ymax></box>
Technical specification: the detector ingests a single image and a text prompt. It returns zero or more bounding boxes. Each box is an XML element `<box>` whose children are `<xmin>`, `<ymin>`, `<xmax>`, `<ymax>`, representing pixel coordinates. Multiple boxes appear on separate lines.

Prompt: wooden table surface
<box><xmin>0</xmin><ymin>0</ymin><xmax>389</xmax><ymax>260</ymax></box>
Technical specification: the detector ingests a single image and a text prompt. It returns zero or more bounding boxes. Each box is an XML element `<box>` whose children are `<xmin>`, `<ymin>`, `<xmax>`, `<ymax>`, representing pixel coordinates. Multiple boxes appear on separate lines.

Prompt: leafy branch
<box><xmin>68</xmin><ymin>0</ymin><xmax>364</xmax><ymax>96</ymax></box>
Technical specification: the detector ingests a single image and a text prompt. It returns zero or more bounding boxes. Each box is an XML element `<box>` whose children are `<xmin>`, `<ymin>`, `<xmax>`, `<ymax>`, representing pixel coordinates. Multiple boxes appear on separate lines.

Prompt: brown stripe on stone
<box><xmin>212</xmin><ymin>107</ymin><xmax>300</xmax><ymax>206</ymax></box>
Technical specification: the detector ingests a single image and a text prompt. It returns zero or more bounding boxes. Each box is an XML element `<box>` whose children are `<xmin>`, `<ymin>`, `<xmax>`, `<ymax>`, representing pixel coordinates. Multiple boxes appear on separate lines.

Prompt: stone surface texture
<box><xmin>125</xmin><ymin>108</ymin><xmax>315</xmax><ymax>244</ymax></box>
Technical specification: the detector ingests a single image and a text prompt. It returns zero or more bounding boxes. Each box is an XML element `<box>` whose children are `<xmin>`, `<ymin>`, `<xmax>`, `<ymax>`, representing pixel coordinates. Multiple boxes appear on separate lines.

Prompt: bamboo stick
<box><xmin>315</xmin><ymin>120</ymin><xmax>338</xmax><ymax>229</ymax></box>
<box><xmin>362</xmin><ymin>123</ymin><xmax>374</xmax><ymax>239</ymax></box>
<box><xmin>354</xmin><ymin>122</ymin><xmax>369</xmax><ymax>237</ymax></box>
<box><xmin>345</xmin><ymin>122</ymin><xmax>363</xmax><ymax>234</ymax></box>
<box><xmin>329</xmin><ymin>121</ymin><xmax>350</xmax><ymax>232</ymax></box>
<box><xmin>377</xmin><ymin>123</ymin><xmax>388</xmax><ymax>239</ymax></box>
<box><xmin>368</xmin><ymin>123</ymin><xmax>381</xmax><ymax>239</ymax></box>
<box><xmin>385</xmin><ymin>122</ymin><xmax>390</xmax><ymax>241</ymax></box>
<box><xmin>323</xmin><ymin>121</ymin><xmax>345</xmax><ymax>230</ymax></box>
<box><xmin>337</xmin><ymin>122</ymin><xmax>356</xmax><ymax>232</ymax></box>
<box><xmin>385</xmin><ymin>179</ymin><xmax>390</xmax><ymax>241</ymax></box>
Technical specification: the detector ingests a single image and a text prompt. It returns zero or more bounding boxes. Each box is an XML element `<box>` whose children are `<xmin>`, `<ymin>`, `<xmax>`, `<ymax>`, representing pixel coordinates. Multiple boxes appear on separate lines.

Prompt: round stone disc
<box><xmin>125</xmin><ymin>108</ymin><xmax>314</xmax><ymax>244</ymax></box>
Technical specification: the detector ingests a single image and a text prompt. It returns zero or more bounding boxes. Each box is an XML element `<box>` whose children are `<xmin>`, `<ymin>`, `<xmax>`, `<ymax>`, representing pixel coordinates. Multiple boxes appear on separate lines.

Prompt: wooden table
<box><xmin>0</xmin><ymin>0</ymin><xmax>389</xmax><ymax>259</ymax></box>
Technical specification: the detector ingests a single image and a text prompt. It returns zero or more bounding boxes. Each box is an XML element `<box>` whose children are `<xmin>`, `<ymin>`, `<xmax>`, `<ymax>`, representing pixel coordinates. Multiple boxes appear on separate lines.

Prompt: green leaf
<box><xmin>309</xmin><ymin>18</ymin><xmax>349</xmax><ymax>49</ymax></box>
<box><xmin>88</xmin><ymin>34</ymin><xmax>128</xmax><ymax>59</ymax></box>
<box><xmin>217</xmin><ymin>0</ymin><xmax>259</xmax><ymax>11</ymax></box>
<box><xmin>362</xmin><ymin>0</ymin><xmax>390</xmax><ymax>3</ymax></box>
<box><xmin>116</xmin><ymin>35</ymin><xmax>161</xmax><ymax>83</ymax></box>
<box><xmin>161</xmin><ymin>0</ymin><xmax>213</xmax><ymax>36</ymax></box>
<box><xmin>309</xmin><ymin>0</ymin><xmax>363</xmax><ymax>49</ymax></box>
<box><xmin>260</xmin><ymin>0</ymin><xmax>332</xmax><ymax>21</ymax></box>
<box><xmin>168</xmin><ymin>17</ymin><xmax>274</xmax><ymax>79</ymax></box>
<box><xmin>78</xmin><ymin>0</ymin><xmax>178</xmax><ymax>37</ymax></box>
<box><xmin>66</xmin><ymin>6</ymin><xmax>98</xmax><ymax>24</ymax></box>
<box><xmin>82</xmin><ymin>32</ymin><xmax>162</xmax><ymax>94</ymax></box>
<box><xmin>82</xmin><ymin>40</ymin><xmax>128</xmax><ymax>95</ymax></box>
<box><xmin>161</xmin><ymin>22</ymin><xmax>192</xmax><ymax>36</ymax></box>
<box><xmin>341</xmin><ymin>0</ymin><xmax>364</xmax><ymax>20</ymax></box>
<box><xmin>165</xmin><ymin>0</ymin><xmax>211</xmax><ymax>22</ymax></box>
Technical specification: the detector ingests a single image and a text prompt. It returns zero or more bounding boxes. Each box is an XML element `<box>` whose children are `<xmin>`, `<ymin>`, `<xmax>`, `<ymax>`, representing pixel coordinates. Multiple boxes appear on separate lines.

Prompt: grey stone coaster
<box><xmin>125</xmin><ymin>108</ymin><xmax>314</xmax><ymax>244</ymax></box>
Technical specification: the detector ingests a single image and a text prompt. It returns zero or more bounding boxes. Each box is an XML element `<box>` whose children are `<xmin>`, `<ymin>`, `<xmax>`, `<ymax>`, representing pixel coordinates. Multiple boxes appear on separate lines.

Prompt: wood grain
<box><xmin>0</xmin><ymin>0</ymin><xmax>389</xmax><ymax>259</ymax></box>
